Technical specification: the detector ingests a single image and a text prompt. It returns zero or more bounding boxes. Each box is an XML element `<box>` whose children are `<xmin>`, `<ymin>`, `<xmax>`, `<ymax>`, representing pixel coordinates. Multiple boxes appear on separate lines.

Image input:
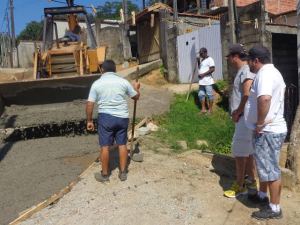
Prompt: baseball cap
<box><xmin>226</xmin><ymin>43</ymin><xmax>247</xmax><ymax>57</ymax></box>
<box><xmin>199</xmin><ymin>47</ymin><xmax>207</xmax><ymax>54</ymax></box>
<box><xmin>247</xmin><ymin>45</ymin><xmax>270</xmax><ymax>60</ymax></box>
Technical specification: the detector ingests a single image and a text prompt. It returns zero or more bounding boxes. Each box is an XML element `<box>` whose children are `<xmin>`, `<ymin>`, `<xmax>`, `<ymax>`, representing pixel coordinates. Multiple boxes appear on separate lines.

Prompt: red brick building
<box><xmin>170</xmin><ymin>0</ymin><xmax>296</xmax><ymax>15</ymax></box>
<box><xmin>212</xmin><ymin>0</ymin><xmax>296</xmax><ymax>15</ymax></box>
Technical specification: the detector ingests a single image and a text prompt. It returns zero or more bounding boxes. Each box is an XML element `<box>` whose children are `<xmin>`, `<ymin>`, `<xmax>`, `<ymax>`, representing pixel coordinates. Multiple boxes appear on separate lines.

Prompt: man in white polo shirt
<box><xmin>86</xmin><ymin>60</ymin><xmax>140</xmax><ymax>182</ymax></box>
<box><xmin>244</xmin><ymin>45</ymin><xmax>287</xmax><ymax>220</ymax></box>
<box><xmin>198</xmin><ymin>47</ymin><xmax>215</xmax><ymax>114</ymax></box>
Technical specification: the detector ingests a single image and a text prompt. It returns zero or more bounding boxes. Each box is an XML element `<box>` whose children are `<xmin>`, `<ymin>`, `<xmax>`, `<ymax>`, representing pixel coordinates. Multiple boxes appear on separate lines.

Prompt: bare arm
<box><xmin>232</xmin><ymin>79</ymin><xmax>253</xmax><ymax>122</ymax></box>
<box><xmin>255</xmin><ymin>95</ymin><xmax>271</xmax><ymax>133</ymax></box>
<box><xmin>131</xmin><ymin>80</ymin><xmax>141</xmax><ymax>100</ymax></box>
<box><xmin>86</xmin><ymin>101</ymin><xmax>95</xmax><ymax>131</ymax></box>
<box><xmin>199</xmin><ymin>66</ymin><xmax>215</xmax><ymax>78</ymax></box>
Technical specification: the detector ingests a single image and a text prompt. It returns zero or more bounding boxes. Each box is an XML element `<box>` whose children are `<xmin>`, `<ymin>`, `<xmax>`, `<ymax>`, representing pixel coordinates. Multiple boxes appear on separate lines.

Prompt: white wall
<box><xmin>177</xmin><ymin>23</ymin><xmax>223</xmax><ymax>83</ymax></box>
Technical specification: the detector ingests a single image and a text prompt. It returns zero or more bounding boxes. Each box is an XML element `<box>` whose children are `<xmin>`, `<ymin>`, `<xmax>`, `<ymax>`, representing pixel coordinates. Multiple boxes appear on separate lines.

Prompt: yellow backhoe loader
<box><xmin>0</xmin><ymin>1</ymin><xmax>105</xmax><ymax>110</ymax></box>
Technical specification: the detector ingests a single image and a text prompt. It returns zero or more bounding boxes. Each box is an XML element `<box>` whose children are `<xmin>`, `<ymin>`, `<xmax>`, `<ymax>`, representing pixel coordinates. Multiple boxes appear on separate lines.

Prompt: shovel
<box><xmin>186</xmin><ymin>57</ymin><xmax>199</xmax><ymax>101</ymax></box>
<box><xmin>129</xmin><ymin>74</ymin><xmax>143</xmax><ymax>162</ymax></box>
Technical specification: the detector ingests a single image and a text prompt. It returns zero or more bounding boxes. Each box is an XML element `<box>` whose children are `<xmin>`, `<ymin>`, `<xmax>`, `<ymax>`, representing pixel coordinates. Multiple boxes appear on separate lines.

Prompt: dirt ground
<box><xmin>19</xmin><ymin>134</ymin><xmax>300</xmax><ymax>225</ymax></box>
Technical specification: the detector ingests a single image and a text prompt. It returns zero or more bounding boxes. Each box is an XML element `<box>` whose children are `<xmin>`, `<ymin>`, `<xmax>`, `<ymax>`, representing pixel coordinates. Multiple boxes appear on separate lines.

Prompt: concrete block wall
<box><xmin>17</xmin><ymin>41</ymin><xmax>42</xmax><ymax>68</ymax></box>
<box><xmin>96</xmin><ymin>26</ymin><xmax>124</xmax><ymax>64</ymax></box>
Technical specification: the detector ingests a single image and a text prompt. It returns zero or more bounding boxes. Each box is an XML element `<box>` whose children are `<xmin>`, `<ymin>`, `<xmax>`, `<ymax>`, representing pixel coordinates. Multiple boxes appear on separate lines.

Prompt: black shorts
<box><xmin>98</xmin><ymin>113</ymin><xmax>129</xmax><ymax>146</ymax></box>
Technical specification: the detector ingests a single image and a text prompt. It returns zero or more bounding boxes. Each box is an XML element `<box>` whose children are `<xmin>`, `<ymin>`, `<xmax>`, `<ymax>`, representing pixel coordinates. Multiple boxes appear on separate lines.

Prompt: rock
<box><xmin>137</xmin><ymin>127</ymin><xmax>150</xmax><ymax>136</ymax></box>
<box><xmin>146</xmin><ymin>122</ymin><xmax>159</xmax><ymax>132</ymax></box>
<box><xmin>196</xmin><ymin>140</ymin><xmax>208</xmax><ymax>147</ymax></box>
<box><xmin>122</xmin><ymin>61</ymin><xmax>129</xmax><ymax>68</ymax></box>
<box><xmin>177</xmin><ymin>140</ymin><xmax>188</xmax><ymax>150</ymax></box>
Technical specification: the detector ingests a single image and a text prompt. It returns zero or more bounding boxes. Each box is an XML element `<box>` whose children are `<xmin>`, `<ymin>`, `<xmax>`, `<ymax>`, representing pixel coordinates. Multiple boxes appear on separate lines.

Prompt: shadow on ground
<box><xmin>210</xmin><ymin>154</ymin><xmax>257</xmax><ymax>209</ymax></box>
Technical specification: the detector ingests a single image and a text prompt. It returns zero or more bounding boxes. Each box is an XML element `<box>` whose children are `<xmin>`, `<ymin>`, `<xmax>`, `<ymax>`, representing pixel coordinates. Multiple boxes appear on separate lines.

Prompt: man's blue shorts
<box><xmin>254</xmin><ymin>132</ymin><xmax>286</xmax><ymax>182</ymax></box>
<box><xmin>198</xmin><ymin>85</ymin><xmax>214</xmax><ymax>101</ymax></box>
<box><xmin>98</xmin><ymin>113</ymin><xmax>129</xmax><ymax>146</ymax></box>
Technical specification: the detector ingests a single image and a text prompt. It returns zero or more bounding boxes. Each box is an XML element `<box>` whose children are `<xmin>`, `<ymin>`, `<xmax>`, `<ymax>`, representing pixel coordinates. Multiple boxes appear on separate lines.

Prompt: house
<box><xmin>133</xmin><ymin>3</ymin><xmax>222</xmax><ymax>83</ymax></box>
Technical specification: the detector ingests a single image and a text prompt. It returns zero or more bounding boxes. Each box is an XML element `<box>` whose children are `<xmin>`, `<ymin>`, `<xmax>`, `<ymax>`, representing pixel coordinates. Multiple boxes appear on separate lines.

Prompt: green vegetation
<box><xmin>155</xmin><ymin>92</ymin><xmax>234</xmax><ymax>154</ymax></box>
<box><xmin>159</xmin><ymin>64</ymin><xmax>166</xmax><ymax>76</ymax></box>
<box><xmin>17</xmin><ymin>21</ymin><xmax>43</xmax><ymax>42</ymax></box>
<box><xmin>96</xmin><ymin>1</ymin><xmax>139</xmax><ymax>20</ymax></box>
<box><xmin>214</xmin><ymin>79</ymin><xmax>229</xmax><ymax>94</ymax></box>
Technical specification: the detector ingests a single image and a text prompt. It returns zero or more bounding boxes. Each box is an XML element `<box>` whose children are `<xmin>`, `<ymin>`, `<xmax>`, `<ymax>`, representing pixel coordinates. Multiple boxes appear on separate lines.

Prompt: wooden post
<box><xmin>228</xmin><ymin>0</ymin><xmax>236</xmax><ymax>44</ymax></box>
<box><xmin>260</xmin><ymin>0</ymin><xmax>266</xmax><ymax>45</ymax></box>
<box><xmin>95</xmin><ymin>18</ymin><xmax>101</xmax><ymax>47</ymax></box>
<box><xmin>173</xmin><ymin>0</ymin><xmax>178</xmax><ymax>21</ymax></box>
<box><xmin>196</xmin><ymin>0</ymin><xmax>201</xmax><ymax>15</ymax></box>
<box><xmin>79</xmin><ymin>42</ymin><xmax>84</xmax><ymax>75</ymax></box>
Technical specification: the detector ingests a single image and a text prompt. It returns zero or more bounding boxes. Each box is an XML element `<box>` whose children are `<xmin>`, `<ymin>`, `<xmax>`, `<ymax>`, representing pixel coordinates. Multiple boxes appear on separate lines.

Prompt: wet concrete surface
<box><xmin>0</xmin><ymin>135</ymin><xmax>99</xmax><ymax>225</ymax></box>
<box><xmin>0</xmin><ymin>84</ymin><xmax>172</xmax><ymax>129</ymax></box>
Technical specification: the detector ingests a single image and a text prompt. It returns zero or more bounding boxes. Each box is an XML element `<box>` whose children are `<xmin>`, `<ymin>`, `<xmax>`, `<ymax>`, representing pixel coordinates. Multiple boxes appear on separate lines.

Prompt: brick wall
<box><xmin>265</xmin><ymin>0</ymin><xmax>296</xmax><ymax>15</ymax></box>
<box><xmin>213</xmin><ymin>0</ymin><xmax>296</xmax><ymax>15</ymax></box>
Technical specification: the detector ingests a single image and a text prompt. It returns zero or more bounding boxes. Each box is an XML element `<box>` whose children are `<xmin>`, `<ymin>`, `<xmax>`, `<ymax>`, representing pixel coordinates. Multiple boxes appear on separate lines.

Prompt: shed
<box><xmin>134</xmin><ymin>3</ymin><xmax>172</xmax><ymax>64</ymax></box>
<box><xmin>133</xmin><ymin>3</ymin><xmax>221</xmax><ymax>83</ymax></box>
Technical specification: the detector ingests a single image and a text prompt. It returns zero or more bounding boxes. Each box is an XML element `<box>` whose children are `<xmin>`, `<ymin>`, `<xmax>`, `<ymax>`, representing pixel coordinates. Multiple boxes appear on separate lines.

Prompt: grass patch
<box><xmin>154</xmin><ymin>92</ymin><xmax>234</xmax><ymax>154</ymax></box>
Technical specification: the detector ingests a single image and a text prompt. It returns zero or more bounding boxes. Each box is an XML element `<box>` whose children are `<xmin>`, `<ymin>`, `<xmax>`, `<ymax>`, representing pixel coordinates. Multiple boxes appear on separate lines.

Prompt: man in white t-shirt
<box><xmin>223</xmin><ymin>44</ymin><xmax>257</xmax><ymax>199</ymax></box>
<box><xmin>244</xmin><ymin>46</ymin><xmax>287</xmax><ymax>220</ymax></box>
<box><xmin>197</xmin><ymin>47</ymin><xmax>215</xmax><ymax>114</ymax></box>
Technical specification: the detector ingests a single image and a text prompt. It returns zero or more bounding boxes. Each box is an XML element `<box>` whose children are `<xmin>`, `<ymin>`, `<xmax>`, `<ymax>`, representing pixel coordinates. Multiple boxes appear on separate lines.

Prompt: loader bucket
<box><xmin>0</xmin><ymin>74</ymin><xmax>101</xmax><ymax>106</ymax></box>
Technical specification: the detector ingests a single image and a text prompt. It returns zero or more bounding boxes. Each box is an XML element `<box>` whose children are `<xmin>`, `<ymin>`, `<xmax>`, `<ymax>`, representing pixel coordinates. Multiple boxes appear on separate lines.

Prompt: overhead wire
<box><xmin>0</xmin><ymin>0</ymin><xmax>10</xmax><ymax>33</ymax></box>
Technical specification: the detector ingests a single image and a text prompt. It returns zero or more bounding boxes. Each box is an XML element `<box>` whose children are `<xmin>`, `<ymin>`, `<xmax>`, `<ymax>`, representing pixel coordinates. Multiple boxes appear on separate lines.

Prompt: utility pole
<box><xmin>9</xmin><ymin>0</ymin><xmax>16</xmax><ymax>49</ymax></box>
<box><xmin>173</xmin><ymin>0</ymin><xmax>178</xmax><ymax>21</ymax></box>
<box><xmin>122</xmin><ymin>0</ymin><xmax>131</xmax><ymax>61</ymax></box>
<box><xmin>9</xmin><ymin>0</ymin><xmax>15</xmax><ymax>67</ymax></box>
<box><xmin>260</xmin><ymin>0</ymin><xmax>266</xmax><ymax>45</ymax></box>
<box><xmin>228</xmin><ymin>0</ymin><xmax>236</xmax><ymax>43</ymax></box>
<box><xmin>142</xmin><ymin>0</ymin><xmax>145</xmax><ymax>9</ymax></box>
<box><xmin>6</xmin><ymin>11</ymin><xmax>13</xmax><ymax>68</ymax></box>
<box><xmin>9</xmin><ymin>0</ymin><xmax>19</xmax><ymax>67</ymax></box>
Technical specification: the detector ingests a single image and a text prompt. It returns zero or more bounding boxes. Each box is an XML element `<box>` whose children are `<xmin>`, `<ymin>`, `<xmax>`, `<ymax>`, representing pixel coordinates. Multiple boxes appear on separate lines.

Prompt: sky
<box><xmin>0</xmin><ymin>0</ymin><xmax>141</xmax><ymax>35</ymax></box>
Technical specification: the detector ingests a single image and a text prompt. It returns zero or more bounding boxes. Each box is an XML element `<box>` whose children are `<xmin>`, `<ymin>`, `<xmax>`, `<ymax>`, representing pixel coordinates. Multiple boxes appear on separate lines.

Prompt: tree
<box><xmin>17</xmin><ymin>21</ymin><xmax>43</xmax><ymax>41</ymax></box>
<box><xmin>147</xmin><ymin>0</ymin><xmax>161</xmax><ymax>7</ymax></box>
<box><xmin>96</xmin><ymin>1</ymin><xmax>140</xmax><ymax>20</ymax></box>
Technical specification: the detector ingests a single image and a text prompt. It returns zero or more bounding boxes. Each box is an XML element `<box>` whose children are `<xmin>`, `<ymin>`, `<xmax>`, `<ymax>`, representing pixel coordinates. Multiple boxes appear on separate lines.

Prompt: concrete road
<box><xmin>0</xmin><ymin>84</ymin><xmax>173</xmax><ymax>225</ymax></box>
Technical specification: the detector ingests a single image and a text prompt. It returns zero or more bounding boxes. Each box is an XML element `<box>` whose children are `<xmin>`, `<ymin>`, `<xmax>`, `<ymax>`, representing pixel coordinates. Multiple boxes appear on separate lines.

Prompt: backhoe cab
<box><xmin>0</xmin><ymin>3</ymin><xmax>105</xmax><ymax>109</ymax></box>
<box><xmin>34</xmin><ymin>5</ymin><xmax>105</xmax><ymax>78</ymax></box>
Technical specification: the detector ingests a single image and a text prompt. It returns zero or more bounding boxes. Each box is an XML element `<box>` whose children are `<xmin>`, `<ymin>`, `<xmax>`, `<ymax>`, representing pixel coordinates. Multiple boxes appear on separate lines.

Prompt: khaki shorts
<box><xmin>232</xmin><ymin>116</ymin><xmax>255</xmax><ymax>157</ymax></box>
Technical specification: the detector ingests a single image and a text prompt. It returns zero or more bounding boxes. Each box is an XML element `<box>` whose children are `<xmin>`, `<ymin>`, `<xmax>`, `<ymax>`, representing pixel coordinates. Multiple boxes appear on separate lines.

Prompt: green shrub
<box><xmin>214</xmin><ymin>80</ymin><xmax>229</xmax><ymax>93</ymax></box>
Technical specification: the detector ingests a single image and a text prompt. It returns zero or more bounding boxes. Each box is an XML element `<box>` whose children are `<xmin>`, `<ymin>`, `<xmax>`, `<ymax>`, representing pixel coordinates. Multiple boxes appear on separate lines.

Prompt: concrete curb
<box><xmin>119</xmin><ymin>59</ymin><xmax>162</xmax><ymax>80</ymax></box>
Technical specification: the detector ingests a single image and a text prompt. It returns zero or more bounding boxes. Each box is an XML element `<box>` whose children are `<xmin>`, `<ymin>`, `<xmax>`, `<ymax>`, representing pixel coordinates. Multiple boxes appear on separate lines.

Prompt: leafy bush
<box><xmin>214</xmin><ymin>80</ymin><xmax>229</xmax><ymax>94</ymax></box>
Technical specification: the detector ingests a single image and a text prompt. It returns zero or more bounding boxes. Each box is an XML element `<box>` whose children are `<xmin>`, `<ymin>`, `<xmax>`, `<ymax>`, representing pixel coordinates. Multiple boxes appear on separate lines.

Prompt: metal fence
<box><xmin>284</xmin><ymin>84</ymin><xmax>298</xmax><ymax>140</ymax></box>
